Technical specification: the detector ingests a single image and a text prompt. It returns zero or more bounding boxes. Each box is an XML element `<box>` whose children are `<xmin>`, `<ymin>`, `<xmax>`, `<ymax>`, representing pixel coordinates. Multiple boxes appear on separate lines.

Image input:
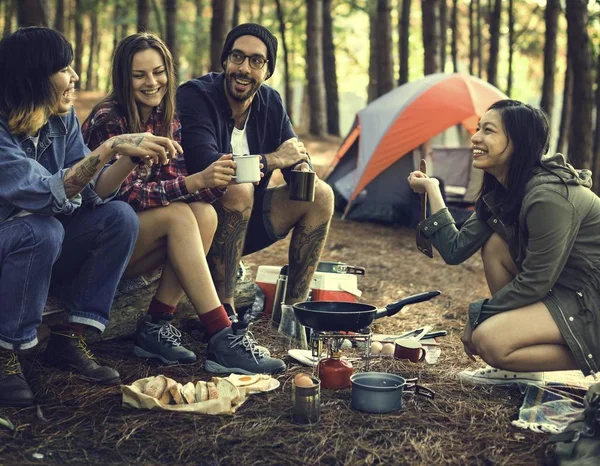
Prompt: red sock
<box><xmin>147</xmin><ymin>297</ymin><xmax>176</xmax><ymax>320</ymax></box>
<box><xmin>199</xmin><ymin>305</ymin><xmax>231</xmax><ymax>335</ymax></box>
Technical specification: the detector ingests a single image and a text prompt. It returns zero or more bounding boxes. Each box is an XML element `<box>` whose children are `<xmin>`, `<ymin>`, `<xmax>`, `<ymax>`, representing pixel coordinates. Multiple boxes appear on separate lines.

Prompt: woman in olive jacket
<box><xmin>408</xmin><ymin>99</ymin><xmax>600</xmax><ymax>378</ymax></box>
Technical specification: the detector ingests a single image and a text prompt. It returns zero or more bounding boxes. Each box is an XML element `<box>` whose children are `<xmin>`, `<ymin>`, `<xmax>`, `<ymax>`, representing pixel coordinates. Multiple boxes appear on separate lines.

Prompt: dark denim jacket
<box><xmin>0</xmin><ymin>107</ymin><xmax>107</xmax><ymax>224</ymax></box>
<box><xmin>176</xmin><ymin>72</ymin><xmax>310</xmax><ymax>191</ymax></box>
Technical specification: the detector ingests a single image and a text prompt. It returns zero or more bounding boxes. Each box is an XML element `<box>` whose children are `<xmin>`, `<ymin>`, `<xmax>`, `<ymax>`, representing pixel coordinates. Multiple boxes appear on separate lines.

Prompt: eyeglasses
<box><xmin>228</xmin><ymin>50</ymin><xmax>268</xmax><ymax>70</ymax></box>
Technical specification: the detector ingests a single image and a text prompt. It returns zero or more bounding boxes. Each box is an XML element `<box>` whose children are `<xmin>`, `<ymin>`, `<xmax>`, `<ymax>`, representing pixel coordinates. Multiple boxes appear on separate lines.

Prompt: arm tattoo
<box><xmin>287</xmin><ymin>221</ymin><xmax>329</xmax><ymax>301</ymax></box>
<box><xmin>111</xmin><ymin>135</ymin><xmax>144</xmax><ymax>149</ymax></box>
<box><xmin>63</xmin><ymin>154</ymin><xmax>102</xmax><ymax>198</ymax></box>
<box><xmin>207</xmin><ymin>202</ymin><xmax>251</xmax><ymax>299</ymax></box>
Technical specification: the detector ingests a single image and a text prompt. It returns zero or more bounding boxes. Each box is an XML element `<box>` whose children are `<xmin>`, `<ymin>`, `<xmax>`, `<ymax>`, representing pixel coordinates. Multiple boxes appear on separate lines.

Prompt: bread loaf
<box><xmin>143</xmin><ymin>375</ymin><xmax>168</xmax><ymax>399</ymax></box>
<box><xmin>216</xmin><ymin>378</ymin><xmax>240</xmax><ymax>403</ymax></box>
<box><xmin>195</xmin><ymin>381</ymin><xmax>208</xmax><ymax>402</ymax></box>
<box><xmin>207</xmin><ymin>382</ymin><xmax>219</xmax><ymax>400</ymax></box>
<box><xmin>170</xmin><ymin>382</ymin><xmax>184</xmax><ymax>405</ymax></box>
<box><xmin>181</xmin><ymin>382</ymin><xmax>196</xmax><ymax>404</ymax></box>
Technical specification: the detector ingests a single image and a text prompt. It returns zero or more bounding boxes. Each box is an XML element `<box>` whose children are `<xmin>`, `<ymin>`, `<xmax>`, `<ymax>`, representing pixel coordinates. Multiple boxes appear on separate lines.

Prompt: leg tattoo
<box><xmin>207</xmin><ymin>203</ymin><xmax>250</xmax><ymax>300</ymax></box>
<box><xmin>287</xmin><ymin>222</ymin><xmax>329</xmax><ymax>302</ymax></box>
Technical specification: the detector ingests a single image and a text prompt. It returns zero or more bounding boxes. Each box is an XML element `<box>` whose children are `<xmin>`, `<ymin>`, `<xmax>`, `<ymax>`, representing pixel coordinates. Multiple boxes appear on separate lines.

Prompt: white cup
<box><xmin>232</xmin><ymin>154</ymin><xmax>260</xmax><ymax>183</ymax></box>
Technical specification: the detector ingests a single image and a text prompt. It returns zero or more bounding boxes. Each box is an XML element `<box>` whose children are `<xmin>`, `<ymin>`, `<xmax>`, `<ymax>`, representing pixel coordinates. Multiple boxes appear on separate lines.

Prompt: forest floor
<box><xmin>0</xmin><ymin>92</ymin><xmax>579</xmax><ymax>465</ymax></box>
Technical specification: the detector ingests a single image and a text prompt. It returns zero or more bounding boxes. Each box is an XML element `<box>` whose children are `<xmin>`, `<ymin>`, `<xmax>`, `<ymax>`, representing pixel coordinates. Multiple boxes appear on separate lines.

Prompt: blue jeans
<box><xmin>0</xmin><ymin>202</ymin><xmax>139</xmax><ymax>350</ymax></box>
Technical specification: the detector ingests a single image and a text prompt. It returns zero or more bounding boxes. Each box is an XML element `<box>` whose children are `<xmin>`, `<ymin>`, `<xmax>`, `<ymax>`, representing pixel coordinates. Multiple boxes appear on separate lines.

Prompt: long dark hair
<box><xmin>86</xmin><ymin>32</ymin><xmax>176</xmax><ymax>137</ymax></box>
<box><xmin>0</xmin><ymin>27</ymin><xmax>73</xmax><ymax>135</ymax></box>
<box><xmin>475</xmin><ymin>100</ymin><xmax>550</xmax><ymax>223</ymax></box>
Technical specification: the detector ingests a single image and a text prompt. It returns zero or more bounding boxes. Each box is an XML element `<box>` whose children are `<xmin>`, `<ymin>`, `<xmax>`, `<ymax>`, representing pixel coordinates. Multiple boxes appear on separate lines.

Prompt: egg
<box><xmin>294</xmin><ymin>373</ymin><xmax>314</xmax><ymax>387</ymax></box>
<box><xmin>381</xmin><ymin>343</ymin><xmax>395</xmax><ymax>356</ymax></box>
<box><xmin>370</xmin><ymin>341</ymin><xmax>383</xmax><ymax>355</ymax></box>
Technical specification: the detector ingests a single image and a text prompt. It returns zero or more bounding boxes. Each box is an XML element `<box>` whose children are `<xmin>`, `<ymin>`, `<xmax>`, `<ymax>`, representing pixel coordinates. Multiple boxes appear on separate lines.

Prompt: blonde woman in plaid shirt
<box><xmin>83</xmin><ymin>33</ymin><xmax>285</xmax><ymax>374</ymax></box>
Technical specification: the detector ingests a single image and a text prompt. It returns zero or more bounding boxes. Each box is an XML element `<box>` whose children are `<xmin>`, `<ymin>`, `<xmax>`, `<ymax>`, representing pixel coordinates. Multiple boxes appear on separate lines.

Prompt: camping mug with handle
<box><xmin>232</xmin><ymin>154</ymin><xmax>261</xmax><ymax>183</ymax></box>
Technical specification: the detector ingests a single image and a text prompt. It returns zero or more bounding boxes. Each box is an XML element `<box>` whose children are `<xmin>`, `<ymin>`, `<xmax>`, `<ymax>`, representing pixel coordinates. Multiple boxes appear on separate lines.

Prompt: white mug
<box><xmin>232</xmin><ymin>154</ymin><xmax>260</xmax><ymax>183</ymax></box>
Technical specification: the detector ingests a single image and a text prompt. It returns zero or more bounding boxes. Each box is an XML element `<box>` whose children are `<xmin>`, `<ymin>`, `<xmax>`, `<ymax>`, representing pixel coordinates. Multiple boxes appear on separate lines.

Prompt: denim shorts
<box><xmin>242</xmin><ymin>188</ymin><xmax>290</xmax><ymax>256</ymax></box>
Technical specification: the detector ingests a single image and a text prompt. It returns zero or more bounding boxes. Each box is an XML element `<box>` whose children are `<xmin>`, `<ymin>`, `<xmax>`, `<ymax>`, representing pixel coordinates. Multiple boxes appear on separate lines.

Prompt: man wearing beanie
<box><xmin>176</xmin><ymin>23</ymin><xmax>334</xmax><ymax>325</ymax></box>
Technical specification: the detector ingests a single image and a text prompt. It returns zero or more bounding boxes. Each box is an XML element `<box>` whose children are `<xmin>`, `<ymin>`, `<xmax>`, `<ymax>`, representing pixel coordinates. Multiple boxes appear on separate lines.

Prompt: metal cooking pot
<box><xmin>350</xmin><ymin>372</ymin><xmax>435</xmax><ymax>414</ymax></box>
<box><xmin>292</xmin><ymin>290</ymin><xmax>440</xmax><ymax>332</ymax></box>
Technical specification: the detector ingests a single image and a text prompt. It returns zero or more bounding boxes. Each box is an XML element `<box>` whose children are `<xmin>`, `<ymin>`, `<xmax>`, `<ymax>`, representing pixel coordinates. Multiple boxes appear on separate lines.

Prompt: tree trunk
<box><xmin>306</xmin><ymin>0</ymin><xmax>327</xmax><ymax>137</ymax></box>
<box><xmin>556</xmin><ymin>59</ymin><xmax>572</xmax><ymax>156</ymax></box>
<box><xmin>506</xmin><ymin>0</ymin><xmax>514</xmax><ymax>96</ymax></box>
<box><xmin>3</xmin><ymin>0</ymin><xmax>15</xmax><ymax>37</ymax></box>
<box><xmin>232</xmin><ymin>0</ymin><xmax>240</xmax><ymax>27</ymax></box>
<box><xmin>475</xmin><ymin>0</ymin><xmax>482</xmax><ymax>78</ymax></box>
<box><xmin>450</xmin><ymin>0</ymin><xmax>458</xmax><ymax>72</ymax></box>
<box><xmin>565</xmin><ymin>0</ymin><xmax>593</xmax><ymax>169</ymax></box>
<box><xmin>137</xmin><ymin>0</ymin><xmax>150</xmax><ymax>32</ymax></box>
<box><xmin>165</xmin><ymin>0</ymin><xmax>178</xmax><ymax>70</ymax></box>
<box><xmin>540</xmin><ymin>0</ymin><xmax>559</xmax><ymax>124</ymax></box>
<box><xmin>210</xmin><ymin>0</ymin><xmax>234</xmax><ymax>72</ymax></box>
<box><xmin>368</xmin><ymin>12</ymin><xmax>377</xmax><ymax>103</ymax></box>
<box><xmin>376</xmin><ymin>0</ymin><xmax>395</xmax><ymax>95</ymax></box>
<box><xmin>54</xmin><ymin>0</ymin><xmax>65</xmax><ymax>32</ymax></box>
<box><xmin>258</xmin><ymin>0</ymin><xmax>264</xmax><ymax>23</ymax></box>
<box><xmin>468</xmin><ymin>0</ymin><xmax>474</xmax><ymax>75</ymax></box>
<box><xmin>398</xmin><ymin>0</ymin><xmax>411</xmax><ymax>85</ymax></box>
<box><xmin>73</xmin><ymin>0</ymin><xmax>83</xmax><ymax>89</ymax></box>
<box><xmin>486</xmin><ymin>0</ymin><xmax>501</xmax><ymax>86</ymax></box>
<box><xmin>85</xmin><ymin>7</ymin><xmax>98</xmax><ymax>91</ymax></box>
<box><xmin>274</xmin><ymin>0</ymin><xmax>293</xmax><ymax>123</ymax></box>
<box><xmin>422</xmin><ymin>0</ymin><xmax>441</xmax><ymax>75</ymax></box>
<box><xmin>151</xmin><ymin>0</ymin><xmax>164</xmax><ymax>37</ymax></box>
<box><xmin>322</xmin><ymin>0</ymin><xmax>339</xmax><ymax>136</ymax></box>
<box><xmin>17</xmin><ymin>0</ymin><xmax>48</xmax><ymax>26</ymax></box>
<box><xmin>192</xmin><ymin>0</ymin><xmax>205</xmax><ymax>77</ymax></box>
<box><xmin>593</xmin><ymin>49</ymin><xmax>600</xmax><ymax>194</ymax></box>
<box><xmin>439</xmin><ymin>0</ymin><xmax>447</xmax><ymax>72</ymax></box>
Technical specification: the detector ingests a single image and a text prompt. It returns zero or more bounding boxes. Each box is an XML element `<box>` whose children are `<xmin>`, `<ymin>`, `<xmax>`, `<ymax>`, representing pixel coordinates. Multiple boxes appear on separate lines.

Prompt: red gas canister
<box><xmin>318</xmin><ymin>352</ymin><xmax>353</xmax><ymax>389</ymax></box>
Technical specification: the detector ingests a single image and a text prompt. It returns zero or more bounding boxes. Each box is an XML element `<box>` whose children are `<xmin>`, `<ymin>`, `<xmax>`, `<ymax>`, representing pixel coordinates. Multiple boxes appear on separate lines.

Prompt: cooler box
<box><xmin>256</xmin><ymin>265</ymin><xmax>362</xmax><ymax>316</ymax></box>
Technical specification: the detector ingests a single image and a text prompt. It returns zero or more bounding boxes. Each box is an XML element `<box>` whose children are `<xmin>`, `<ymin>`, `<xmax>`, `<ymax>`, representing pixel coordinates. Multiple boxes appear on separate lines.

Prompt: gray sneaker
<box><xmin>205</xmin><ymin>322</ymin><xmax>286</xmax><ymax>375</ymax></box>
<box><xmin>133</xmin><ymin>314</ymin><xmax>197</xmax><ymax>365</ymax></box>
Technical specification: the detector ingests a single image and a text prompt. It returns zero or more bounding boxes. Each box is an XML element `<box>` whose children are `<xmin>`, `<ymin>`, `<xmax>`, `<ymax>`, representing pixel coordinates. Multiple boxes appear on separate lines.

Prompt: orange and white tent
<box><xmin>326</xmin><ymin>73</ymin><xmax>508</xmax><ymax>222</ymax></box>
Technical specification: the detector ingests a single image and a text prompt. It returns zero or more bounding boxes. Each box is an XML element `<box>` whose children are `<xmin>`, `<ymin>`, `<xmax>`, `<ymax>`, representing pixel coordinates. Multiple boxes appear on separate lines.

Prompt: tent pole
<box><xmin>342</xmin><ymin>200</ymin><xmax>353</xmax><ymax>220</ymax></box>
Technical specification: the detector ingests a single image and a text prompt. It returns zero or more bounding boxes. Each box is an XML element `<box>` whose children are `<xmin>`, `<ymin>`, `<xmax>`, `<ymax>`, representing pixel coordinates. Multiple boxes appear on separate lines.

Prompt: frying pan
<box><xmin>293</xmin><ymin>291</ymin><xmax>441</xmax><ymax>332</ymax></box>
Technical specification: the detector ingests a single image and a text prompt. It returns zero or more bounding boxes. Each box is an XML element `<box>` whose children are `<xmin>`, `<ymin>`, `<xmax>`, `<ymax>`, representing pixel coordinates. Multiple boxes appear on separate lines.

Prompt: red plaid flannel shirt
<box><xmin>81</xmin><ymin>101</ymin><xmax>224</xmax><ymax>211</ymax></box>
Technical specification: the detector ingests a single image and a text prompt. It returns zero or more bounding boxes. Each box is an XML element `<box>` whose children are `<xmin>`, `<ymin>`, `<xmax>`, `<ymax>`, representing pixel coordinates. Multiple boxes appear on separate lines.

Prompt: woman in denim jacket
<box><xmin>0</xmin><ymin>27</ymin><xmax>182</xmax><ymax>407</ymax></box>
<box><xmin>409</xmin><ymin>100</ymin><xmax>600</xmax><ymax>383</ymax></box>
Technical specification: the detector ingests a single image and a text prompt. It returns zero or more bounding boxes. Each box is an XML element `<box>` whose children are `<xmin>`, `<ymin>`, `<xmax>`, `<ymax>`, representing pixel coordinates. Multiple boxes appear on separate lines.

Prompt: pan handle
<box><xmin>374</xmin><ymin>290</ymin><xmax>441</xmax><ymax>320</ymax></box>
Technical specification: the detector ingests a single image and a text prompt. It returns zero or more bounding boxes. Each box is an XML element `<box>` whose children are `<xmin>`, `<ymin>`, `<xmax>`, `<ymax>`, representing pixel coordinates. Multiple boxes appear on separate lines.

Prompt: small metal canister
<box><xmin>292</xmin><ymin>376</ymin><xmax>321</xmax><ymax>424</ymax></box>
<box><xmin>271</xmin><ymin>265</ymin><xmax>288</xmax><ymax>326</ymax></box>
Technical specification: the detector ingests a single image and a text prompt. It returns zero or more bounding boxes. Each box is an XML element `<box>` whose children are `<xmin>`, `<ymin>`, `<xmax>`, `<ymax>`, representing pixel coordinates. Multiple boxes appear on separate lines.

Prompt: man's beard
<box><xmin>225</xmin><ymin>71</ymin><xmax>260</xmax><ymax>102</ymax></box>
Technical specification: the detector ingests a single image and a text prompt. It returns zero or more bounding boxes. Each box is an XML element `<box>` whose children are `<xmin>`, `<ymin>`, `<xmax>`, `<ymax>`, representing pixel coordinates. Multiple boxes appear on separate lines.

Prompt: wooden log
<box><xmin>41</xmin><ymin>264</ymin><xmax>257</xmax><ymax>342</ymax></box>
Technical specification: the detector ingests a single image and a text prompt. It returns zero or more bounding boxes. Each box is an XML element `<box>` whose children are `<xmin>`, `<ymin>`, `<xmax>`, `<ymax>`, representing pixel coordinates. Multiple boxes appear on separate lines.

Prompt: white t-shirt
<box><xmin>230</xmin><ymin>108</ymin><xmax>251</xmax><ymax>156</ymax></box>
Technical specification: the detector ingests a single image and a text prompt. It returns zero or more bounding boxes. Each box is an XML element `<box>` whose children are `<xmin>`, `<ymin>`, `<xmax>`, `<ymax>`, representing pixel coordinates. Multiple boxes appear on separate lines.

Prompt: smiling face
<box><xmin>50</xmin><ymin>65</ymin><xmax>78</xmax><ymax>114</ymax></box>
<box><xmin>224</xmin><ymin>35</ymin><xmax>269</xmax><ymax>104</ymax></box>
<box><xmin>131</xmin><ymin>48</ymin><xmax>168</xmax><ymax>122</ymax></box>
<box><xmin>471</xmin><ymin>109</ymin><xmax>513</xmax><ymax>183</ymax></box>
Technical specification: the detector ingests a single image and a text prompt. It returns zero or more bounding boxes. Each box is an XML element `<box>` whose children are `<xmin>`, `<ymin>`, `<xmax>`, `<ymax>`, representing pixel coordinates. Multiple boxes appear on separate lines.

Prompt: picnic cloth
<box><xmin>512</xmin><ymin>384</ymin><xmax>586</xmax><ymax>434</ymax></box>
<box><xmin>121</xmin><ymin>376</ymin><xmax>249</xmax><ymax>415</ymax></box>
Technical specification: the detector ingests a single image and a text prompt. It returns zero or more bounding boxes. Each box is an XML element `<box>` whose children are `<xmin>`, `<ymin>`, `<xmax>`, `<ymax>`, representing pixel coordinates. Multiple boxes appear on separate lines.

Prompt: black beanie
<box><xmin>220</xmin><ymin>23</ymin><xmax>277</xmax><ymax>78</ymax></box>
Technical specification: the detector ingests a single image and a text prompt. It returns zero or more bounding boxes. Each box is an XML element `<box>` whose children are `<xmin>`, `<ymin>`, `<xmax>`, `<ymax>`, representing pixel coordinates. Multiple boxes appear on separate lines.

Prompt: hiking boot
<box><xmin>0</xmin><ymin>349</ymin><xmax>34</xmax><ymax>407</ymax></box>
<box><xmin>133</xmin><ymin>314</ymin><xmax>197</xmax><ymax>365</ymax></box>
<box><xmin>458</xmin><ymin>365</ymin><xmax>545</xmax><ymax>386</ymax></box>
<box><xmin>227</xmin><ymin>314</ymin><xmax>271</xmax><ymax>357</ymax></box>
<box><xmin>205</xmin><ymin>322</ymin><xmax>285</xmax><ymax>375</ymax></box>
<box><xmin>44</xmin><ymin>331</ymin><xmax>121</xmax><ymax>386</ymax></box>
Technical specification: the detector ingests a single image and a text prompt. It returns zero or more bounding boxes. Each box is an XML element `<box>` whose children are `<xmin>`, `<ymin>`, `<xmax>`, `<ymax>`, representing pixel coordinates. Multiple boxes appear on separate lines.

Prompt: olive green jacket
<box><xmin>419</xmin><ymin>153</ymin><xmax>600</xmax><ymax>374</ymax></box>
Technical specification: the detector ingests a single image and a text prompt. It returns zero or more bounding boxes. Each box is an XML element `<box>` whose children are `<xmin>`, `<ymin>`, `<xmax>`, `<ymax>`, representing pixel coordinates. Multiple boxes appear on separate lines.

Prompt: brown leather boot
<box><xmin>0</xmin><ymin>349</ymin><xmax>34</xmax><ymax>407</ymax></box>
<box><xmin>44</xmin><ymin>331</ymin><xmax>121</xmax><ymax>386</ymax></box>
